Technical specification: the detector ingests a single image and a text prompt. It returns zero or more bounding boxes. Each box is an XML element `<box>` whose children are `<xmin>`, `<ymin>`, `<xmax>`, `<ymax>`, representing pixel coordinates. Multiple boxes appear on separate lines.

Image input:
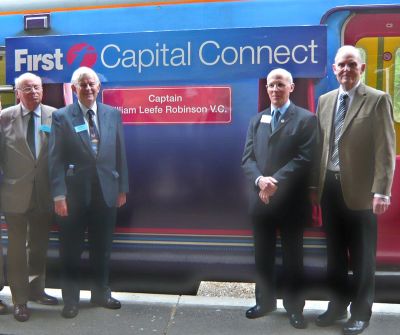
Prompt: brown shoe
<box><xmin>14</xmin><ymin>304</ymin><xmax>30</xmax><ymax>322</ymax></box>
<box><xmin>0</xmin><ymin>300</ymin><xmax>7</xmax><ymax>315</ymax></box>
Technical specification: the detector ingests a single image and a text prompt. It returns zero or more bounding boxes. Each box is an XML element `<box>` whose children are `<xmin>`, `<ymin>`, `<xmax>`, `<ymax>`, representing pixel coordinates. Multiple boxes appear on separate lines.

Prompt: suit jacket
<box><xmin>0</xmin><ymin>103</ymin><xmax>55</xmax><ymax>213</ymax></box>
<box><xmin>316</xmin><ymin>83</ymin><xmax>395</xmax><ymax>210</ymax></box>
<box><xmin>242</xmin><ymin>103</ymin><xmax>317</xmax><ymax>217</ymax></box>
<box><xmin>48</xmin><ymin>102</ymin><xmax>129</xmax><ymax>208</ymax></box>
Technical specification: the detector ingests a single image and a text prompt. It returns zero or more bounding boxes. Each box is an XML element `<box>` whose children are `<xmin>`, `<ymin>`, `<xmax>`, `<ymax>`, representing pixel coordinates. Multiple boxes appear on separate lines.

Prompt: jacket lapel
<box><xmin>341</xmin><ymin>84</ymin><xmax>366</xmax><ymax>136</ymax></box>
<box><xmin>97</xmin><ymin>104</ymin><xmax>109</xmax><ymax>156</ymax></box>
<box><xmin>71</xmin><ymin>103</ymin><xmax>94</xmax><ymax>157</ymax></box>
<box><xmin>13</xmin><ymin>105</ymin><xmax>35</xmax><ymax>159</ymax></box>
<box><xmin>37</xmin><ymin>105</ymin><xmax>52</xmax><ymax>160</ymax></box>
<box><xmin>256</xmin><ymin>109</ymin><xmax>272</xmax><ymax>147</ymax></box>
<box><xmin>270</xmin><ymin>103</ymin><xmax>294</xmax><ymax>138</ymax></box>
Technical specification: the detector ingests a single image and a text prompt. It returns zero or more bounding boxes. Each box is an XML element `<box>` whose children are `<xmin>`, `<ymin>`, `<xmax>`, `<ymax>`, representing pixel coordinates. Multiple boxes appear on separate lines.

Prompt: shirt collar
<box><xmin>78</xmin><ymin>100</ymin><xmax>97</xmax><ymax>116</ymax></box>
<box><xmin>339</xmin><ymin>81</ymin><xmax>360</xmax><ymax>99</ymax></box>
<box><xmin>271</xmin><ymin>99</ymin><xmax>290</xmax><ymax>117</ymax></box>
<box><xmin>21</xmin><ymin>103</ymin><xmax>41</xmax><ymax>118</ymax></box>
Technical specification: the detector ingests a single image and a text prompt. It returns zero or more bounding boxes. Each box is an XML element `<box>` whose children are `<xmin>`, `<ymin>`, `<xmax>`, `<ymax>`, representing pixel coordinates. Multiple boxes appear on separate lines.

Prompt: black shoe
<box><xmin>61</xmin><ymin>304</ymin><xmax>79</xmax><ymax>318</ymax></box>
<box><xmin>29</xmin><ymin>292</ymin><xmax>59</xmax><ymax>305</ymax></box>
<box><xmin>343</xmin><ymin>319</ymin><xmax>369</xmax><ymax>335</ymax></box>
<box><xmin>245</xmin><ymin>303</ymin><xmax>276</xmax><ymax>319</ymax></box>
<box><xmin>0</xmin><ymin>300</ymin><xmax>7</xmax><ymax>315</ymax></box>
<box><xmin>315</xmin><ymin>309</ymin><xmax>348</xmax><ymax>327</ymax></box>
<box><xmin>13</xmin><ymin>304</ymin><xmax>30</xmax><ymax>322</ymax></box>
<box><xmin>90</xmin><ymin>296</ymin><xmax>121</xmax><ymax>309</ymax></box>
<box><xmin>289</xmin><ymin>313</ymin><xmax>307</xmax><ymax>329</ymax></box>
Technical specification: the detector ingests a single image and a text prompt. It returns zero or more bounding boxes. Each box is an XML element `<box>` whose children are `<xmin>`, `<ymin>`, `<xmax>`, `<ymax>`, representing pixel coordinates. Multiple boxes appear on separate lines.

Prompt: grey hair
<box><xmin>334</xmin><ymin>45</ymin><xmax>363</xmax><ymax>64</ymax></box>
<box><xmin>267</xmin><ymin>68</ymin><xmax>293</xmax><ymax>84</ymax></box>
<box><xmin>70</xmin><ymin>67</ymin><xmax>100</xmax><ymax>87</ymax></box>
<box><xmin>14</xmin><ymin>72</ymin><xmax>42</xmax><ymax>89</ymax></box>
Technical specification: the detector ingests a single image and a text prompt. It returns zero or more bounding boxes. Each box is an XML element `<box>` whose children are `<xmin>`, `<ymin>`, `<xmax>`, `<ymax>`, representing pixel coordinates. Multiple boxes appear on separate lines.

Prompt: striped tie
<box><xmin>331</xmin><ymin>93</ymin><xmax>348</xmax><ymax>166</ymax></box>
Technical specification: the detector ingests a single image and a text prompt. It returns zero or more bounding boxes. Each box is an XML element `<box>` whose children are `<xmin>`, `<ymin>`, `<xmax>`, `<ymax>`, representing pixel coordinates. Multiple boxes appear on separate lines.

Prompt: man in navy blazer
<box><xmin>242</xmin><ymin>68</ymin><xmax>316</xmax><ymax>329</ymax></box>
<box><xmin>49</xmin><ymin>67</ymin><xmax>129</xmax><ymax>318</ymax></box>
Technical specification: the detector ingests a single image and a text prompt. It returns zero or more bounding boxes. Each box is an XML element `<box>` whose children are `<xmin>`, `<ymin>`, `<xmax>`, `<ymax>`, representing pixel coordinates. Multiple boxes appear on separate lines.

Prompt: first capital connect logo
<box><xmin>66</xmin><ymin>43</ymin><xmax>97</xmax><ymax>67</ymax></box>
<box><xmin>14</xmin><ymin>42</ymin><xmax>97</xmax><ymax>72</ymax></box>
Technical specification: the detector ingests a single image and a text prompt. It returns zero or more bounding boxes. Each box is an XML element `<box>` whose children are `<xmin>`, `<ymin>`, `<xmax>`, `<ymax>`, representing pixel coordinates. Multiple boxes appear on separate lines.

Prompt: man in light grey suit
<box><xmin>49</xmin><ymin>67</ymin><xmax>129</xmax><ymax>319</ymax></box>
<box><xmin>313</xmin><ymin>46</ymin><xmax>395</xmax><ymax>335</ymax></box>
<box><xmin>0</xmin><ymin>73</ymin><xmax>58</xmax><ymax>322</ymax></box>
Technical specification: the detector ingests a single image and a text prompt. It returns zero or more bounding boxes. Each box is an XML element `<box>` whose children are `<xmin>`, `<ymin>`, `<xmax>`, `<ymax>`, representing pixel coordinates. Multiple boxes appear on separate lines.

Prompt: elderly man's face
<box><xmin>266</xmin><ymin>73</ymin><xmax>294</xmax><ymax>108</ymax></box>
<box><xmin>16</xmin><ymin>77</ymin><xmax>43</xmax><ymax>111</ymax></box>
<box><xmin>73</xmin><ymin>73</ymin><xmax>100</xmax><ymax>108</ymax></box>
<box><xmin>333</xmin><ymin>50</ymin><xmax>365</xmax><ymax>91</ymax></box>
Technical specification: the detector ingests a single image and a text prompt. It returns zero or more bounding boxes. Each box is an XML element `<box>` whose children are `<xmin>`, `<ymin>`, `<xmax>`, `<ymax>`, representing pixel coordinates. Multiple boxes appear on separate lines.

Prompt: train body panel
<box><xmin>0</xmin><ymin>0</ymin><xmax>399</xmax><ymax>298</ymax></box>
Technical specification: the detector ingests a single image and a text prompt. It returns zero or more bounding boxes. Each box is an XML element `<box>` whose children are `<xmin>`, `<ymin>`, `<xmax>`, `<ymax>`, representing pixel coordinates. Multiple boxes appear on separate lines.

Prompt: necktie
<box><xmin>87</xmin><ymin>109</ymin><xmax>100</xmax><ymax>154</ymax></box>
<box><xmin>27</xmin><ymin>112</ymin><xmax>36</xmax><ymax>158</ymax></box>
<box><xmin>272</xmin><ymin>109</ymin><xmax>281</xmax><ymax>130</ymax></box>
<box><xmin>331</xmin><ymin>93</ymin><xmax>348</xmax><ymax>166</ymax></box>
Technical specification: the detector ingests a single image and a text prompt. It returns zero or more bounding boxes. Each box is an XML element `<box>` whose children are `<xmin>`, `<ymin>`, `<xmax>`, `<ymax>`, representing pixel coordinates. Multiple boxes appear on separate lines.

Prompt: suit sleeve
<box><xmin>371</xmin><ymin>93</ymin><xmax>396</xmax><ymax>196</ymax></box>
<box><xmin>115</xmin><ymin>110</ymin><xmax>129</xmax><ymax>193</ymax></box>
<box><xmin>48</xmin><ymin>112</ymin><xmax>67</xmax><ymax>198</ymax></box>
<box><xmin>241</xmin><ymin>117</ymin><xmax>262</xmax><ymax>186</ymax></box>
<box><xmin>272</xmin><ymin>113</ymin><xmax>317</xmax><ymax>183</ymax></box>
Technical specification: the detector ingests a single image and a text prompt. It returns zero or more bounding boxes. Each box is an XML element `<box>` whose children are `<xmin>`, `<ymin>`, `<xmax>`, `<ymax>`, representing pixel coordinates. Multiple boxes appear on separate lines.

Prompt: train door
<box><xmin>0</xmin><ymin>46</ymin><xmax>15</xmax><ymax>108</ymax></box>
<box><xmin>343</xmin><ymin>12</ymin><xmax>400</xmax><ymax>265</ymax></box>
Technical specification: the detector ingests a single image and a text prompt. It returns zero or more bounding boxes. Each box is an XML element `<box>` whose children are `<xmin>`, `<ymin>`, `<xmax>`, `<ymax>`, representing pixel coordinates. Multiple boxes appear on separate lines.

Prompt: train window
<box><xmin>394</xmin><ymin>48</ymin><xmax>400</xmax><ymax>123</ymax></box>
<box><xmin>358</xmin><ymin>47</ymin><xmax>367</xmax><ymax>84</ymax></box>
<box><xmin>0</xmin><ymin>46</ymin><xmax>16</xmax><ymax>108</ymax></box>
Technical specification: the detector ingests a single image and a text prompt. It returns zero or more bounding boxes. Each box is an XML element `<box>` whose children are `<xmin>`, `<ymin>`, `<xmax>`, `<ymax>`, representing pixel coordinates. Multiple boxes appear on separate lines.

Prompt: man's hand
<box><xmin>372</xmin><ymin>197</ymin><xmax>390</xmax><ymax>215</ymax></box>
<box><xmin>258</xmin><ymin>176</ymin><xmax>278</xmax><ymax>196</ymax></box>
<box><xmin>54</xmin><ymin>199</ymin><xmax>68</xmax><ymax>217</ymax></box>
<box><xmin>116</xmin><ymin>192</ymin><xmax>127</xmax><ymax>208</ymax></box>
<box><xmin>259</xmin><ymin>189</ymin><xmax>270</xmax><ymax>204</ymax></box>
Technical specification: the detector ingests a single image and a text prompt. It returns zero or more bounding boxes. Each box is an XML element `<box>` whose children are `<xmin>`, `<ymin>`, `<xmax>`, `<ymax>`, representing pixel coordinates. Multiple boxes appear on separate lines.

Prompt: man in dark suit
<box><xmin>242</xmin><ymin>68</ymin><xmax>316</xmax><ymax>329</ymax></box>
<box><xmin>0</xmin><ymin>73</ymin><xmax>58</xmax><ymax>322</ymax></box>
<box><xmin>49</xmin><ymin>66</ymin><xmax>129</xmax><ymax>318</ymax></box>
<box><xmin>314</xmin><ymin>46</ymin><xmax>395</xmax><ymax>335</ymax></box>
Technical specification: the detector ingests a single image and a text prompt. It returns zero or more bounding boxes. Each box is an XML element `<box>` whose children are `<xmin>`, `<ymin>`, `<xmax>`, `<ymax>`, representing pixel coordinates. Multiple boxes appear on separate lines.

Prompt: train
<box><xmin>0</xmin><ymin>0</ymin><xmax>399</xmax><ymax>300</ymax></box>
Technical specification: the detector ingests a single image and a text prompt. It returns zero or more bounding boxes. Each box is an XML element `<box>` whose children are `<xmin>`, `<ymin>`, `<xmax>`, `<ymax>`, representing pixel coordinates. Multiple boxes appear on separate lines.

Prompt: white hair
<box><xmin>15</xmin><ymin>72</ymin><xmax>42</xmax><ymax>89</ymax></box>
<box><xmin>334</xmin><ymin>45</ymin><xmax>363</xmax><ymax>64</ymax></box>
<box><xmin>70</xmin><ymin>67</ymin><xmax>100</xmax><ymax>87</ymax></box>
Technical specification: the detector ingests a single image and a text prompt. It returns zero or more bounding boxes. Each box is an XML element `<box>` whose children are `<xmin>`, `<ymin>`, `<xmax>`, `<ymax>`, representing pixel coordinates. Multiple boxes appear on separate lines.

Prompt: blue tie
<box><xmin>272</xmin><ymin>109</ymin><xmax>281</xmax><ymax>130</ymax></box>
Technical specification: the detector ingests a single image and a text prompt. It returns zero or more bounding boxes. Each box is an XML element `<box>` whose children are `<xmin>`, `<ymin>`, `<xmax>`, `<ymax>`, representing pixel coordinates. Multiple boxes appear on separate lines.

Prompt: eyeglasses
<box><xmin>17</xmin><ymin>85</ymin><xmax>43</xmax><ymax>93</ymax></box>
<box><xmin>266</xmin><ymin>82</ymin><xmax>289</xmax><ymax>90</ymax></box>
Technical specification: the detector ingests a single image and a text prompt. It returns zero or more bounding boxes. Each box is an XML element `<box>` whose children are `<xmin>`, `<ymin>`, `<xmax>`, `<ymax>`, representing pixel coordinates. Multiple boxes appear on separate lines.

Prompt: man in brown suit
<box><xmin>0</xmin><ymin>73</ymin><xmax>58</xmax><ymax>321</ymax></box>
<box><xmin>313</xmin><ymin>46</ymin><xmax>395</xmax><ymax>335</ymax></box>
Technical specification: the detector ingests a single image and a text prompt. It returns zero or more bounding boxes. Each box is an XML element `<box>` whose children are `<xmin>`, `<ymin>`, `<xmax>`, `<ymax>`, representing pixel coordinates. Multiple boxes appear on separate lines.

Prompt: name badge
<box><xmin>260</xmin><ymin>115</ymin><xmax>272</xmax><ymax>124</ymax></box>
<box><xmin>74</xmin><ymin>124</ymin><xmax>88</xmax><ymax>133</ymax></box>
<box><xmin>40</xmin><ymin>124</ymin><xmax>51</xmax><ymax>133</ymax></box>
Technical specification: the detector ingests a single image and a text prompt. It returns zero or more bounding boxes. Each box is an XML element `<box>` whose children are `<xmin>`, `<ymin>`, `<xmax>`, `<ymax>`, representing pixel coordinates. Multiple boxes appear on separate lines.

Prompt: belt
<box><xmin>327</xmin><ymin>170</ymin><xmax>341</xmax><ymax>181</ymax></box>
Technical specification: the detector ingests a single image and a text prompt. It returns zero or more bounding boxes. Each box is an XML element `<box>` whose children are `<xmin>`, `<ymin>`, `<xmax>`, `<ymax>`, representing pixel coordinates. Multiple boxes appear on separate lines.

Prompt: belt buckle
<box><xmin>333</xmin><ymin>172</ymin><xmax>341</xmax><ymax>181</ymax></box>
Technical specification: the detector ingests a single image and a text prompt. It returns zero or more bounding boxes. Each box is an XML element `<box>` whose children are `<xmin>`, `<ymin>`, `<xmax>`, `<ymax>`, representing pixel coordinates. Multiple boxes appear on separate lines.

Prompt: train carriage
<box><xmin>0</xmin><ymin>0</ymin><xmax>399</xmax><ymax>299</ymax></box>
